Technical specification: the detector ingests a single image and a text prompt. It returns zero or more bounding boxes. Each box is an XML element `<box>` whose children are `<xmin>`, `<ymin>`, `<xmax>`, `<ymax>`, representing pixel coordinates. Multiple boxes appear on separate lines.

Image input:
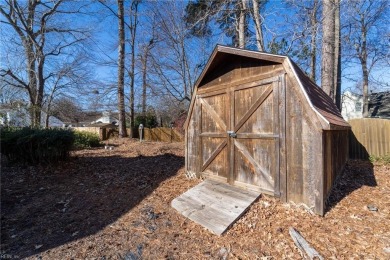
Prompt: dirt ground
<box><xmin>1</xmin><ymin>139</ymin><xmax>389</xmax><ymax>259</ymax></box>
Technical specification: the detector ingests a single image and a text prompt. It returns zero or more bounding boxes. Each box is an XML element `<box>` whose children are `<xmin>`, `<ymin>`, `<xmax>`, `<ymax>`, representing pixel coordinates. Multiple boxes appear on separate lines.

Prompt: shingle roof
<box><xmin>368</xmin><ymin>91</ymin><xmax>390</xmax><ymax>119</ymax></box>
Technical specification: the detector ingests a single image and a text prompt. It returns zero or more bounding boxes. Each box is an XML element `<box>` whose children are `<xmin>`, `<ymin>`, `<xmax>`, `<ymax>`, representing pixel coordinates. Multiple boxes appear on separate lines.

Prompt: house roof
<box><xmin>189</xmin><ymin>45</ymin><xmax>350</xmax><ymax>130</ymax></box>
<box><xmin>368</xmin><ymin>91</ymin><xmax>390</xmax><ymax>119</ymax></box>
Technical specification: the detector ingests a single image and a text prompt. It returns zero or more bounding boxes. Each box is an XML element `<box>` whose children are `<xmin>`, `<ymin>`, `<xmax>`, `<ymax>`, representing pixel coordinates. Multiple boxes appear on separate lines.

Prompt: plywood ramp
<box><xmin>171</xmin><ymin>179</ymin><xmax>261</xmax><ymax>235</ymax></box>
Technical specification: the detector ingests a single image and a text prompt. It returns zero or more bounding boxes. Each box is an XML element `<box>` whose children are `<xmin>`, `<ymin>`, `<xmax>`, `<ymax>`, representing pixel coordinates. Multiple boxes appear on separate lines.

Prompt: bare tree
<box><xmin>0</xmin><ymin>0</ymin><xmax>90</xmax><ymax>127</ymax></box>
<box><xmin>343</xmin><ymin>0</ymin><xmax>389</xmax><ymax>116</ymax></box>
<box><xmin>43</xmin><ymin>55</ymin><xmax>91</xmax><ymax>128</ymax></box>
<box><xmin>140</xmin><ymin>39</ymin><xmax>155</xmax><ymax>115</ymax></box>
<box><xmin>149</xmin><ymin>1</ymin><xmax>200</xmax><ymax>103</ymax></box>
<box><xmin>117</xmin><ymin>0</ymin><xmax>127</xmax><ymax>137</ymax></box>
<box><xmin>267</xmin><ymin>0</ymin><xmax>320</xmax><ymax>82</ymax></box>
<box><xmin>128</xmin><ymin>0</ymin><xmax>140</xmax><ymax>137</ymax></box>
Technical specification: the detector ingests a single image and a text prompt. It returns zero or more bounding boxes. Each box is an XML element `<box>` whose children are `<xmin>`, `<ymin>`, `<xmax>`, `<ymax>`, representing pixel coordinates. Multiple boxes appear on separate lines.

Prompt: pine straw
<box><xmin>1</xmin><ymin>139</ymin><xmax>389</xmax><ymax>259</ymax></box>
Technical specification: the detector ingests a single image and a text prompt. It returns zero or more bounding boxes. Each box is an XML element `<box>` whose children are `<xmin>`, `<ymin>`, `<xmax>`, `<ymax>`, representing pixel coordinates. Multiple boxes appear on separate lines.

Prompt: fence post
<box><xmin>139</xmin><ymin>124</ymin><xmax>144</xmax><ymax>142</ymax></box>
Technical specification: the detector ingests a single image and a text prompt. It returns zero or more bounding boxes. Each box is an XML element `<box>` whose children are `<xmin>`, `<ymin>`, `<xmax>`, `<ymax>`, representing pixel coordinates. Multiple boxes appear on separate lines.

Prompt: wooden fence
<box><xmin>141</xmin><ymin>127</ymin><xmax>183</xmax><ymax>142</ymax></box>
<box><xmin>349</xmin><ymin>118</ymin><xmax>390</xmax><ymax>159</ymax></box>
<box><xmin>72</xmin><ymin>126</ymin><xmax>183</xmax><ymax>142</ymax></box>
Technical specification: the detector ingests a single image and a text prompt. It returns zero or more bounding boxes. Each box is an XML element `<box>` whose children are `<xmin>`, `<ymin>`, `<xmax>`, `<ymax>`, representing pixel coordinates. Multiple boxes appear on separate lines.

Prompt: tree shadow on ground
<box><xmin>325</xmin><ymin>159</ymin><xmax>376</xmax><ymax>214</ymax></box>
<box><xmin>0</xmin><ymin>152</ymin><xmax>183</xmax><ymax>258</ymax></box>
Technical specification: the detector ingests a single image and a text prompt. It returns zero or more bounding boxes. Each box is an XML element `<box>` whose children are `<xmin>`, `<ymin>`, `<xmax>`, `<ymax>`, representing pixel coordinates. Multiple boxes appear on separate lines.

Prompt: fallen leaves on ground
<box><xmin>1</xmin><ymin>139</ymin><xmax>389</xmax><ymax>259</ymax></box>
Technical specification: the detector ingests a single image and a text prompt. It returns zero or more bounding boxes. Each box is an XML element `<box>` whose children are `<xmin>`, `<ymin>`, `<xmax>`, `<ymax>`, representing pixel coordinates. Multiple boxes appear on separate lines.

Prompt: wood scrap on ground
<box><xmin>289</xmin><ymin>227</ymin><xmax>323</xmax><ymax>260</ymax></box>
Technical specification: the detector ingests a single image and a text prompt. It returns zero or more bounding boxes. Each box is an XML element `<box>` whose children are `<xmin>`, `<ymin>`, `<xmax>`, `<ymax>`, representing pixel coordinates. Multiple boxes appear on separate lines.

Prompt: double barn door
<box><xmin>197</xmin><ymin>76</ymin><xmax>284</xmax><ymax>195</ymax></box>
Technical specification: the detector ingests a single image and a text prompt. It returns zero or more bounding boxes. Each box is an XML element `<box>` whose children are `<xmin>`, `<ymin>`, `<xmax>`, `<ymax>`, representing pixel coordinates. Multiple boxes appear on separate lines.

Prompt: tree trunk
<box><xmin>117</xmin><ymin>0</ymin><xmax>127</xmax><ymax>137</ymax></box>
<box><xmin>360</xmin><ymin>27</ymin><xmax>369</xmax><ymax>117</ymax></box>
<box><xmin>141</xmin><ymin>48</ymin><xmax>148</xmax><ymax>115</ymax></box>
<box><xmin>238</xmin><ymin>0</ymin><xmax>247</xmax><ymax>48</ymax></box>
<box><xmin>26</xmin><ymin>45</ymin><xmax>39</xmax><ymax>127</ymax></box>
<box><xmin>309</xmin><ymin>0</ymin><xmax>319</xmax><ymax>81</ymax></box>
<box><xmin>251</xmin><ymin>0</ymin><xmax>264</xmax><ymax>51</ymax></box>
<box><xmin>334</xmin><ymin>0</ymin><xmax>341</xmax><ymax>110</ymax></box>
<box><xmin>321</xmin><ymin>0</ymin><xmax>335</xmax><ymax>99</ymax></box>
<box><xmin>128</xmin><ymin>0</ymin><xmax>139</xmax><ymax>138</ymax></box>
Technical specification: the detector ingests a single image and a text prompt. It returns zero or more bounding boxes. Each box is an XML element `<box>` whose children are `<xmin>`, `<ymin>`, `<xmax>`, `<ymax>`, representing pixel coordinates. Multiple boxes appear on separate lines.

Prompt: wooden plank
<box><xmin>197</xmin><ymin>69</ymin><xmax>284</xmax><ymax>95</ymax></box>
<box><xmin>171</xmin><ymin>179</ymin><xmax>261</xmax><ymax>235</ymax></box>
<box><xmin>234</xmin><ymin>85</ymin><xmax>273</xmax><ymax>133</ymax></box>
<box><xmin>228</xmin><ymin>89</ymin><xmax>235</xmax><ymax>185</ymax></box>
<box><xmin>286</xmin><ymin>80</ymin><xmax>303</xmax><ymax>203</ymax></box>
<box><xmin>198</xmin><ymin>89</ymin><xmax>227</xmax><ymax>98</ymax></box>
<box><xmin>233</xmin><ymin>180</ymin><xmax>275</xmax><ymax>196</ymax></box>
<box><xmin>199</xmin><ymin>98</ymin><xmax>227</xmax><ymax>131</ymax></box>
<box><xmin>232</xmin><ymin>76</ymin><xmax>279</xmax><ymax>92</ymax></box>
<box><xmin>218</xmin><ymin>46</ymin><xmax>285</xmax><ymax>63</ymax></box>
<box><xmin>289</xmin><ymin>227</ymin><xmax>324</xmax><ymax>260</ymax></box>
<box><xmin>234</xmin><ymin>140</ymin><xmax>273</xmax><ymax>186</ymax></box>
<box><xmin>199</xmin><ymin>132</ymin><xmax>226</xmax><ymax>138</ymax></box>
<box><xmin>235</xmin><ymin>133</ymin><xmax>278</xmax><ymax>139</ymax></box>
<box><xmin>196</xmin><ymin>97</ymin><xmax>202</xmax><ymax>177</ymax></box>
<box><xmin>279</xmin><ymin>74</ymin><xmax>287</xmax><ymax>202</ymax></box>
<box><xmin>201</xmin><ymin>172</ymin><xmax>228</xmax><ymax>183</ymax></box>
<box><xmin>273</xmin><ymin>79</ymin><xmax>280</xmax><ymax>197</ymax></box>
<box><xmin>201</xmin><ymin>140</ymin><xmax>227</xmax><ymax>172</ymax></box>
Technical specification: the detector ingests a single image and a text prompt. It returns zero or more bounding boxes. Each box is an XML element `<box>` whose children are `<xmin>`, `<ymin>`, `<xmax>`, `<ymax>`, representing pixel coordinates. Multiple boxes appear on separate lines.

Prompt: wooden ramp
<box><xmin>171</xmin><ymin>179</ymin><xmax>261</xmax><ymax>235</ymax></box>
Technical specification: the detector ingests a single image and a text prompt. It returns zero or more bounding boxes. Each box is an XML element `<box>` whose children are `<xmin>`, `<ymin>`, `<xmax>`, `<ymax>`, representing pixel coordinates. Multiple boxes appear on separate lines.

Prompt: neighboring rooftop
<box><xmin>368</xmin><ymin>91</ymin><xmax>390</xmax><ymax>119</ymax></box>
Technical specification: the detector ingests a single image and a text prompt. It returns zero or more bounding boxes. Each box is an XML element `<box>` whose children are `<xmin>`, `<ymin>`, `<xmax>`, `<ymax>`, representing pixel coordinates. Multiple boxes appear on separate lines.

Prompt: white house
<box><xmin>90</xmin><ymin>111</ymin><xmax>118</xmax><ymax>125</ymax></box>
<box><xmin>341</xmin><ymin>91</ymin><xmax>363</xmax><ymax>121</ymax></box>
<box><xmin>0</xmin><ymin>103</ymin><xmax>64</xmax><ymax>127</ymax></box>
<box><xmin>341</xmin><ymin>91</ymin><xmax>390</xmax><ymax>121</ymax></box>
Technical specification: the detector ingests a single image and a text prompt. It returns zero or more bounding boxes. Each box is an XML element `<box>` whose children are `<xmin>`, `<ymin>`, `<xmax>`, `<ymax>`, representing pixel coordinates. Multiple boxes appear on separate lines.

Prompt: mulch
<box><xmin>1</xmin><ymin>139</ymin><xmax>389</xmax><ymax>259</ymax></box>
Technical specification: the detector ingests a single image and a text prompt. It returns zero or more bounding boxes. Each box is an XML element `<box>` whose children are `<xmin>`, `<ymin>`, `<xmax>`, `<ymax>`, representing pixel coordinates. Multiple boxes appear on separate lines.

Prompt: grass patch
<box><xmin>369</xmin><ymin>154</ymin><xmax>390</xmax><ymax>164</ymax></box>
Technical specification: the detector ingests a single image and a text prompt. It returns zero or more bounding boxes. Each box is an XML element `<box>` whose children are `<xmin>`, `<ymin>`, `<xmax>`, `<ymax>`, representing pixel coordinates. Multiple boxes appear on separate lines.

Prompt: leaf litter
<box><xmin>1</xmin><ymin>139</ymin><xmax>389</xmax><ymax>259</ymax></box>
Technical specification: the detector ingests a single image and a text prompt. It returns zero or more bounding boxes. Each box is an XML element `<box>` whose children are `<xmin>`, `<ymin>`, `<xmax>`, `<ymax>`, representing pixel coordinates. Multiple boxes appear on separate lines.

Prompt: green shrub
<box><xmin>369</xmin><ymin>154</ymin><xmax>390</xmax><ymax>164</ymax></box>
<box><xmin>1</xmin><ymin>127</ymin><xmax>74</xmax><ymax>164</ymax></box>
<box><xmin>73</xmin><ymin>130</ymin><xmax>101</xmax><ymax>149</ymax></box>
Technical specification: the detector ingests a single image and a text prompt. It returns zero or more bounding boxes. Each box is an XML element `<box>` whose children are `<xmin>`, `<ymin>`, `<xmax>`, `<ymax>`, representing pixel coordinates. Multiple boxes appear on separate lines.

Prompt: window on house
<box><xmin>355</xmin><ymin>101</ymin><xmax>362</xmax><ymax>112</ymax></box>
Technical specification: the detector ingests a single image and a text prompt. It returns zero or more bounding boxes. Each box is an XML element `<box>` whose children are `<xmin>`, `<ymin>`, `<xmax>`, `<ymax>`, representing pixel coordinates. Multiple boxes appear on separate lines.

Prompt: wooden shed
<box><xmin>184</xmin><ymin>45</ymin><xmax>350</xmax><ymax>215</ymax></box>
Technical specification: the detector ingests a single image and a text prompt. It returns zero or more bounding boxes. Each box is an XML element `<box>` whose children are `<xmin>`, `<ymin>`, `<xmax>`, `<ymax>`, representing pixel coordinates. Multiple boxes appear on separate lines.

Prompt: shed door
<box><xmin>198</xmin><ymin>76</ymin><xmax>283</xmax><ymax>195</ymax></box>
<box><xmin>231</xmin><ymin>80</ymin><xmax>280</xmax><ymax>195</ymax></box>
<box><xmin>197</xmin><ymin>90</ymin><xmax>230</xmax><ymax>182</ymax></box>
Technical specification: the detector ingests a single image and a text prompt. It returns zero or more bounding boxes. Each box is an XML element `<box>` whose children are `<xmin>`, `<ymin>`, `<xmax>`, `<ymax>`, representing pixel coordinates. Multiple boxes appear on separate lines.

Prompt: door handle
<box><xmin>227</xmin><ymin>131</ymin><xmax>237</xmax><ymax>138</ymax></box>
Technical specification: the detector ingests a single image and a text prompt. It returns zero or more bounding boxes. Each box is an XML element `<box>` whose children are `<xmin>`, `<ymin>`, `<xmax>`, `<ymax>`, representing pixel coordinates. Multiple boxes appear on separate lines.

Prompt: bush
<box><xmin>369</xmin><ymin>154</ymin><xmax>390</xmax><ymax>164</ymax></box>
<box><xmin>1</xmin><ymin>127</ymin><xmax>74</xmax><ymax>165</ymax></box>
<box><xmin>73</xmin><ymin>130</ymin><xmax>101</xmax><ymax>149</ymax></box>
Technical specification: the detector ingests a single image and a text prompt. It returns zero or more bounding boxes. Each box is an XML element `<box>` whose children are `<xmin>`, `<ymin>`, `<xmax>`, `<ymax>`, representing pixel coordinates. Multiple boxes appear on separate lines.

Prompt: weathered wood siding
<box><xmin>284</xmin><ymin>75</ymin><xmax>323</xmax><ymax>212</ymax></box>
<box><xmin>186</xmin><ymin>104</ymin><xmax>198</xmax><ymax>178</ymax></box>
<box><xmin>323</xmin><ymin>130</ymin><xmax>349</xmax><ymax>204</ymax></box>
<box><xmin>349</xmin><ymin>118</ymin><xmax>390</xmax><ymax>159</ymax></box>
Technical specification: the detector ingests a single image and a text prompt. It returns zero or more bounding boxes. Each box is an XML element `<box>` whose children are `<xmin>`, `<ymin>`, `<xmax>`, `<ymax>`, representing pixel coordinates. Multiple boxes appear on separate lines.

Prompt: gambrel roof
<box><xmin>187</xmin><ymin>45</ymin><xmax>350</xmax><ymax>130</ymax></box>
